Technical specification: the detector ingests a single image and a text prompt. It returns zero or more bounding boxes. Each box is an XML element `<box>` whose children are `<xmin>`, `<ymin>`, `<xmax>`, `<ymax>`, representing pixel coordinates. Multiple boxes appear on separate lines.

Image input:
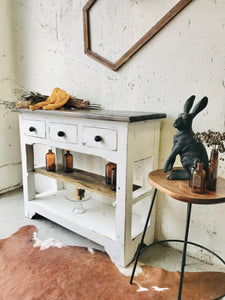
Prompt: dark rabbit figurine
<box><xmin>164</xmin><ymin>95</ymin><xmax>209</xmax><ymax>180</ymax></box>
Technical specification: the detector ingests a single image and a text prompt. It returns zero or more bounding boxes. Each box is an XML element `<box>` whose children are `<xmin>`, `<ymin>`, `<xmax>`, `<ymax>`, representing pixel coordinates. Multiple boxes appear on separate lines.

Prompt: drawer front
<box><xmin>23</xmin><ymin>120</ymin><xmax>46</xmax><ymax>138</ymax></box>
<box><xmin>49</xmin><ymin>123</ymin><xmax>78</xmax><ymax>144</ymax></box>
<box><xmin>82</xmin><ymin>126</ymin><xmax>117</xmax><ymax>151</ymax></box>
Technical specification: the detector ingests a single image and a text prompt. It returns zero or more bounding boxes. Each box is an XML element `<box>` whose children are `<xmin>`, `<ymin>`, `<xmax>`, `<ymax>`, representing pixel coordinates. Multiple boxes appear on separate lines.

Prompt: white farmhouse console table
<box><xmin>17</xmin><ymin>109</ymin><xmax>166</xmax><ymax>267</ymax></box>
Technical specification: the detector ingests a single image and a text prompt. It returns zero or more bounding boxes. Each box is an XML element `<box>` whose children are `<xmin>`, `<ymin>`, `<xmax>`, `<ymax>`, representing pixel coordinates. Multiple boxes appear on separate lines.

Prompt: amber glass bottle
<box><xmin>46</xmin><ymin>149</ymin><xmax>55</xmax><ymax>171</ymax></box>
<box><xmin>63</xmin><ymin>150</ymin><xmax>73</xmax><ymax>173</ymax></box>
<box><xmin>111</xmin><ymin>167</ymin><xmax>117</xmax><ymax>191</ymax></box>
<box><xmin>189</xmin><ymin>159</ymin><xmax>200</xmax><ymax>188</ymax></box>
<box><xmin>207</xmin><ymin>148</ymin><xmax>218</xmax><ymax>191</ymax></box>
<box><xmin>105</xmin><ymin>162</ymin><xmax>116</xmax><ymax>185</ymax></box>
<box><xmin>191</xmin><ymin>162</ymin><xmax>206</xmax><ymax>194</ymax></box>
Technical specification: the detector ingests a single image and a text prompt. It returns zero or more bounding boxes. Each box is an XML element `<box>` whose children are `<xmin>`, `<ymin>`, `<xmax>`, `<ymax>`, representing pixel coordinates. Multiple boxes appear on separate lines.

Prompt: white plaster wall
<box><xmin>12</xmin><ymin>0</ymin><xmax>225</xmax><ymax>263</ymax></box>
<box><xmin>0</xmin><ymin>0</ymin><xmax>22</xmax><ymax>194</ymax></box>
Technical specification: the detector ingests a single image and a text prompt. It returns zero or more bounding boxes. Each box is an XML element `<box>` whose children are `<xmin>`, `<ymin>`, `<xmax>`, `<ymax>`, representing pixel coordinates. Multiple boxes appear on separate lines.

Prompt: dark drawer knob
<box><xmin>94</xmin><ymin>135</ymin><xmax>102</xmax><ymax>142</ymax></box>
<box><xmin>57</xmin><ymin>131</ymin><xmax>65</xmax><ymax>137</ymax></box>
<box><xmin>29</xmin><ymin>127</ymin><xmax>36</xmax><ymax>132</ymax></box>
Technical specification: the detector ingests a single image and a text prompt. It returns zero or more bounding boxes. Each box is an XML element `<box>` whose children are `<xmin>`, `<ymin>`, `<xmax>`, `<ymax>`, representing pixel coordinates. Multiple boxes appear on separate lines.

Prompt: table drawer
<box><xmin>23</xmin><ymin>120</ymin><xmax>46</xmax><ymax>138</ymax></box>
<box><xmin>82</xmin><ymin>126</ymin><xmax>117</xmax><ymax>151</ymax></box>
<box><xmin>49</xmin><ymin>122</ymin><xmax>78</xmax><ymax>144</ymax></box>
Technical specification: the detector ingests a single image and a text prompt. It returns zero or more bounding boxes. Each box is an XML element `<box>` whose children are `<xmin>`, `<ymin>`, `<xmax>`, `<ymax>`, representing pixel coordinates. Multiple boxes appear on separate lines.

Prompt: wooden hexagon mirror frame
<box><xmin>83</xmin><ymin>0</ymin><xmax>193</xmax><ymax>71</ymax></box>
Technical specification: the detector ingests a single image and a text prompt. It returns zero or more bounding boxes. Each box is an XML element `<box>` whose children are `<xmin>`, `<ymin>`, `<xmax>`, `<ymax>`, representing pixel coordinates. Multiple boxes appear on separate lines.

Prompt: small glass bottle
<box><xmin>46</xmin><ymin>149</ymin><xmax>55</xmax><ymax>171</ymax></box>
<box><xmin>63</xmin><ymin>150</ymin><xmax>73</xmax><ymax>173</ymax></box>
<box><xmin>189</xmin><ymin>159</ymin><xmax>200</xmax><ymax>188</ymax></box>
<box><xmin>105</xmin><ymin>162</ymin><xmax>116</xmax><ymax>185</ymax></box>
<box><xmin>207</xmin><ymin>148</ymin><xmax>218</xmax><ymax>191</ymax></box>
<box><xmin>111</xmin><ymin>167</ymin><xmax>117</xmax><ymax>191</ymax></box>
<box><xmin>191</xmin><ymin>162</ymin><xmax>206</xmax><ymax>194</ymax></box>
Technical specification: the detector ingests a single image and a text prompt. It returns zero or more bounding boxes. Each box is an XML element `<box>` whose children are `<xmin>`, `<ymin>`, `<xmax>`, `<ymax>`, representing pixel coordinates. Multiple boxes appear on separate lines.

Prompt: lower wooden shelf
<box><xmin>34</xmin><ymin>167</ymin><xmax>142</xmax><ymax>199</ymax></box>
<box><xmin>29</xmin><ymin>190</ymin><xmax>145</xmax><ymax>242</ymax></box>
<box><xmin>34</xmin><ymin>167</ymin><xmax>116</xmax><ymax>198</ymax></box>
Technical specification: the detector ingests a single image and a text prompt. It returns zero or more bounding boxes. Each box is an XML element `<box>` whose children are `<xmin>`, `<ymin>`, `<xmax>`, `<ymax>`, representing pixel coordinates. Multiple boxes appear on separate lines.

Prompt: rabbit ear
<box><xmin>191</xmin><ymin>96</ymin><xmax>208</xmax><ymax>117</ymax></box>
<box><xmin>183</xmin><ymin>95</ymin><xmax>195</xmax><ymax>113</ymax></box>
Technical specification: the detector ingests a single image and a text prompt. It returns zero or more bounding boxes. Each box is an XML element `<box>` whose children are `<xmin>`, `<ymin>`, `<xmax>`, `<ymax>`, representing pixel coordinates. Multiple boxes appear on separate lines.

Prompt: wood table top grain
<box><xmin>14</xmin><ymin>109</ymin><xmax>166</xmax><ymax>123</ymax></box>
<box><xmin>148</xmin><ymin>169</ymin><xmax>225</xmax><ymax>205</ymax></box>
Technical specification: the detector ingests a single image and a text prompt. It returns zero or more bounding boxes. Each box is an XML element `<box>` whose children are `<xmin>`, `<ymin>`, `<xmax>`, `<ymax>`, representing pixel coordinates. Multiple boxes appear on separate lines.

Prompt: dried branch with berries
<box><xmin>194</xmin><ymin>130</ymin><xmax>225</xmax><ymax>160</ymax></box>
<box><xmin>15</xmin><ymin>90</ymin><xmax>101</xmax><ymax>110</ymax></box>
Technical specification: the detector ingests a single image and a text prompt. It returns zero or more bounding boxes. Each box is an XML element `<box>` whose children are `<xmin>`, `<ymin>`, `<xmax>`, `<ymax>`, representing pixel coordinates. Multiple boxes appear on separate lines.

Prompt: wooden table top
<box><xmin>14</xmin><ymin>109</ymin><xmax>166</xmax><ymax>123</ymax></box>
<box><xmin>148</xmin><ymin>169</ymin><xmax>225</xmax><ymax>205</ymax></box>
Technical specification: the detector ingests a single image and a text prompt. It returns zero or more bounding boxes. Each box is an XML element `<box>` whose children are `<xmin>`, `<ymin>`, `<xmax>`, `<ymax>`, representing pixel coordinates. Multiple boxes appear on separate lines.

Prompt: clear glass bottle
<box><xmin>105</xmin><ymin>162</ymin><xmax>116</xmax><ymax>185</ymax></box>
<box><xmin>191</xmin><ymin>162</ymin><xmax>206</xmax><ymax>194</ymax></box>
<box><xmin>63</xmin><ymin>150</ymin><xmax>73</xmax><ymax>173</ymax></box>
<box><xmin>46</xmin><ymin>149</ymin><xmax>55</xmax><ymax>171</ymax></box>
<box><xmin>111</xmin><ymin>167</ymin><xmax>117</xmax><ymax>191</ymax></box>
<box><xmin>207</xmin><ymin>148</ymin><xmax>218</xmax><ymax>191</ymax></box>
<box><xmin>189</xmin><ymin>159</ymin><xmax>200</xmax><ymax>188</ymax></box>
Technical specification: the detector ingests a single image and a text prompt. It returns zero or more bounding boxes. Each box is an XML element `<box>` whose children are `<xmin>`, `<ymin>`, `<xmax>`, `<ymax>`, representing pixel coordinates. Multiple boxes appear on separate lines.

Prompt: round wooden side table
<box><xmin>130</xmin><ymin>169</ymin><xmax>225</xmax><ymax>300</ymax></box>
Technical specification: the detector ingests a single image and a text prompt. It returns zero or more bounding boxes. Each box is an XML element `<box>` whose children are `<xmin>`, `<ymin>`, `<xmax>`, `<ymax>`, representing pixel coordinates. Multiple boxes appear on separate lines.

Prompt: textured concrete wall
<box><xmin>12</xmin><ymin>0</ymin><xmax>225</xmax><ymax>263</ymax></box>
<box><xmin>0</xmin><ymin>0</ymin><xmax>22</xmax><ymax>194</ymax></box>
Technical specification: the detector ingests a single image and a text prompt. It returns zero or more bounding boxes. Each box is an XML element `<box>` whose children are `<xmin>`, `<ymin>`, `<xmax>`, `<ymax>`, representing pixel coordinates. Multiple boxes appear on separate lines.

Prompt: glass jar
<box><xmin>191</xmin><ymin>162</ymin><xmax>206</xmax><ymax>194</ymax></box>
<box><xmin>207</xmin><ymin>148</ymin><xmax>218</xmax><ymax>191</ymax></box>
<box><xmin>63</xmin><ymin>150</ymin><xmax>73</xmax><ymax>173</ymax></box>
<box><xmin>46</xmin><ymin>149</ymin><xmax>55</xmax><ymax>171</ymax></box>
<box><xmin>105</xmin><ymin>162</ymin><xmax>116</xmax><ymax>185</ymax></box>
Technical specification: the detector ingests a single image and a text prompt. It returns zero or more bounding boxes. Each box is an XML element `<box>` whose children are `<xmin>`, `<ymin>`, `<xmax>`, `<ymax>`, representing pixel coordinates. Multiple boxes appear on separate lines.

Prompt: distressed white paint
<box><xmin>3</xmin><ymin>0</ymin><xmax>224</xmax><ymax>264</ymax></box>
<box><xmin>18</xmin><ymin>110</ymin><xmax>161</xmax><ymax>266</ymax></box>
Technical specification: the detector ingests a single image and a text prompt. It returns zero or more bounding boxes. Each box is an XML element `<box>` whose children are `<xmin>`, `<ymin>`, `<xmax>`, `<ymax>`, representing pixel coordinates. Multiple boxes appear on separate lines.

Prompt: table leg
<box><xmin>178</xmin><ymin>202</ymin><xmax>192</xmax><ymax>300</ymax></box>
<box><xmin>130</xmin><ymin>188</ymin><xmax>158</xmax><ymax>284</ymax></box>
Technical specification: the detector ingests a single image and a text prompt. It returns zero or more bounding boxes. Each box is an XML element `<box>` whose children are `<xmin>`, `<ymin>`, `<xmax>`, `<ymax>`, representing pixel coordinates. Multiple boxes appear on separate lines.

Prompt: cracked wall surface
<box><xmin>10</xmin><ymin>0</ymin><xmax>225</xmax><ymax>263</ymax></box>
<box><xmin>0</xmin><ymin>0</ymin><xmax>22</xmax><ymax>194</ymax></box>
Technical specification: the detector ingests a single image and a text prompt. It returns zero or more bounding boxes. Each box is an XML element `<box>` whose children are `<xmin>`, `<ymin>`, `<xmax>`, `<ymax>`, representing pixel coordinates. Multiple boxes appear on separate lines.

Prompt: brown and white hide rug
<box><xmin>0</xmin><ymin>225</ymin><xmax>224</xmax><ymax>300</ymax></box>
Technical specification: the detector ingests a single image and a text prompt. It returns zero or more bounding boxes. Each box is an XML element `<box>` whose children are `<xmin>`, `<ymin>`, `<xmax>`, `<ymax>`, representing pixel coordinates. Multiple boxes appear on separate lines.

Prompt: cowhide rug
<box><xmin>0</xmin><ymin>225</ymin><xmax>224</xmax><ymax>300</ymax></box>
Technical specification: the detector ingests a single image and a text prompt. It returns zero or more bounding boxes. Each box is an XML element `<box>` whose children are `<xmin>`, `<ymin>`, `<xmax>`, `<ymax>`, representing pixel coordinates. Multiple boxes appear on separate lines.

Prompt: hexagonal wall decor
<box><xmin>83</xmin><ymin>0</ymin><xmax>193</xmax><ymax>71</ymax></box>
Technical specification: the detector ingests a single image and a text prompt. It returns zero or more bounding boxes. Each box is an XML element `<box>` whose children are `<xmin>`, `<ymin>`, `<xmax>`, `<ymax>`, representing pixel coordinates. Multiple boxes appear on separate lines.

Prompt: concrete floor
<box><xmin>0</xmin><ymin>188</ymin><xmax>225</xmax><ymax>276</ymax></box>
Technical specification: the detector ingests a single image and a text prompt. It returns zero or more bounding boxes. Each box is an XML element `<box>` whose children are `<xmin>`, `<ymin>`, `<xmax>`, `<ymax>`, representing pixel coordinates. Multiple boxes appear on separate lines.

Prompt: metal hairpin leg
<box><xmin>130</xmin><ymin>195</ymin><xmax>224</xmax><ymax>299</ymax></box>
<box><xmin>130</xmin><ymin>188</ymin><xmax>158</xmax><ymax>284</ymax></box>
<box><xmin>178</xmin><ymin>202</ymin><xmax>192</xmax><ymax>300</ymax></box>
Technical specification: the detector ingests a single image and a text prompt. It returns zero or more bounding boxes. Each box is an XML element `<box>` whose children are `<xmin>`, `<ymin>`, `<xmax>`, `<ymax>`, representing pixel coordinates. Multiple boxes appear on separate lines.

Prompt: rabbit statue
<box><xmin>163</xmin><ymin>95</ymin><xmax>209</xmax><ymax>180</ymax></box>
